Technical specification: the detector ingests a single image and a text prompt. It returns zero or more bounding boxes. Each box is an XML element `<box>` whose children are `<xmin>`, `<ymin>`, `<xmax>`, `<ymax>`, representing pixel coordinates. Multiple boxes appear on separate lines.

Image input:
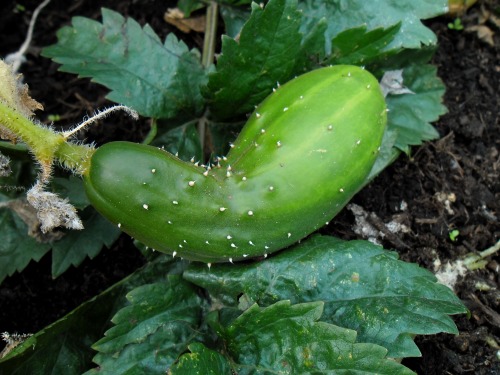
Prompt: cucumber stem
<box><xmin>0</xmin><ymin>100</ymin><xmax>94</xmax><ymax>175</ymax></box>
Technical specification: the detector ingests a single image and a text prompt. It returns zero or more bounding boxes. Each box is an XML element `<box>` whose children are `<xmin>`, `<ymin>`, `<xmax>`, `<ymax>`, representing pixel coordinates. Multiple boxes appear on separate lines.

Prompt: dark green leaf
<box><xmin>184</xmin><ymin>235</ymin><xmax>467</xmax><ymax>358</ymax></box>
<box><xmin>220</xmin><ymin>4</ymin><xmax>251</xmax><ymax>38</ymax></box>
<box><xmin>0</xmin><ymin>255</ymin><xmax>186</xmax><ymax>374</ymax></box>
<box><xmin>0</xmin><ymin>194</ymin><xmax>51</xmax><ymax>284</ymax></box>
<box><xmin>329</xmin><ymin>24</ymin><xmax>401</xmax><ymax>67</ymax></box>
<box><xmin>387</xmin><ymin>64</ymin><xmax>446</xmax><ymax>154</ymax></box>
<box><xmin>151</xmin><ymin>122</ymin><xmax>202</xmax><ymax>162</ymax></box>
<box><xmin>169</xmin><ymin>342</ymin><xmax>232</xmax><ymax>375</ymax></box>
<box><xmin>206</xmin><ymin>0</ymin><xmax>303</xmax><ymax>119</ymax></box>
<box><xmin>42</xmin><ymin>8</ymin><xmax>207</xmax><ymax>119</ymax></box>
<box><xmin>86</xmin><ymin>276</ymin><xmax>203</xmax><ymax>374</ymax></box>
<box><xmin>51</xmin><ymin>176</ymin><xmax>90</xmax><ymax>210</ymax></box>
<box><xmin>292</xmin><ymin>17</ymin><xmax>327</xmax><ymax>73</ymax></box>
<box><xmin>51</xmin><ymin>207</ymin><xmax>121</xmax><ymax>278</ymax></box>
<box><xmin>220</xmin><ymin>301</ymin><xmax>414</xmax><ymax>374</ymax></box>
<box><xmin>206</xmin><ymin>120</ymin><xmax>245</xmax><ymax>157</ymax></box>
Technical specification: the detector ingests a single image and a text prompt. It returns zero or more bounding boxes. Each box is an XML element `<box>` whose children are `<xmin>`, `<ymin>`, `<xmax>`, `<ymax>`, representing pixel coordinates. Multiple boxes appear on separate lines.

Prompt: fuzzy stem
<box><xmin>0</xmin><ymin>100</ymin><xmax>94</xmax><ymax>174</ymax></box>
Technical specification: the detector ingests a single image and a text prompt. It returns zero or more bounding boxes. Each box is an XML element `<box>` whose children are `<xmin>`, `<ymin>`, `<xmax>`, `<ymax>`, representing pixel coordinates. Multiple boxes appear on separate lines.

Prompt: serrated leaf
<box><xmin>51</xmin><ymin>207</ymin><xmax>121</xmax><ymax>278</ymax></box>
<box><xmin>0</xmin><ymin>255</ymin><xmax>186</xmax><ymax>374</ymax></box>
<box><xmin>0</xmin><ymin>186</ymin><xmax>120</xmax><ymax>281</ymax></box>
<box><xmin>219</xmin><ymin>301</ymin><xmax>414</xmax><ymax>374</ymax></box>
<box><xmin>169</xmin><ymin>342</ymin><xmax>232</xmax><ymax>375</ymax></box>
<box><xmin>184</xmin><ymin>235</ymin><xmax>467</xmax><ymax>358</ymax></box>
<box><xmin>206</xmin><ymin>0</ymin><xmax>303</xmax><ymax>119</ymax></box>
<box><xmin>42</xmin><ymin>8</ymin><xmax>207</xmax><ymax>119</ymax></box>
<box><xmin>329</xmin><ymin>24</ymin><xmax>401</xmax><ymax>67</ymax></box>
<box><xmin>299</xmin><ymin>0</ymin><xmax>448</xmax><ymax>53</ymax></box>
<box><xmin>0</xmin><ymin>194</ymin><xmax>52</xmax><ymax>284</ymax></box>
<box><xmin>387</xmin><ymin>64</ymin><xmax>446</xmax><ymax>154</ymax></box>
<box><xmin>87</xmin><ymin>276</ymin><xmax>203</xmax><ymax>374</ymax></box>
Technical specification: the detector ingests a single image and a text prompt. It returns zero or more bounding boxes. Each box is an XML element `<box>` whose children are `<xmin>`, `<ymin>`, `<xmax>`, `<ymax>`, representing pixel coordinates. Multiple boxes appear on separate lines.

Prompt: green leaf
<box><xmin>0</xmin><ymin>255</ymin><xmax>187</xmax><ymax>374</ymax></box>
<box><xmin>169</xmin><ymin>342</ymin><xmax>232</xmax><ymax>375</ymax></box>
<box><xmin>292</xmin><ymin>17</ymin><xmax>327</xmax><ymax>73</ymax></box>
<box><xmin>206</xmin><ymin>0</ymin><xmax>303</xmax><ymax>119</ymax></box>
<box><xmin>151</xmin><ymin>122</ymin><xmax>202</xmax><ymax>162</ymax></box>
<box><xmin>42</xmin><ymin>8</ymin><xmax>207</xmax><ymax>119</ymax></box>
<box><xmin>220</xmin><ymin>5</ymin><xmax>251</xmax><ymax>38</ymax></box>
<box><xmin>51</xmin><ymin>176</ymin><xmax>90</xmax><ymax>210</ymax></box>
<box><xmin>86</xmin><ymin>276</ymin><xmax>203</xmax><ymax>374</ymax></box>
<box><xmin>365</xmin><ymin>127</ymin><xmax>400</xmax><ymax>184</ymax></box>
<box><xmin>51</xmin><ymin>207</ymin><xmax>121</xmax><ymax>278</ymax></box>
<box><xmin>218</xmin><ymin>301</ymin><xmax>414</xmax><ymax>374</ymax></box>
<box><xmin>184</xmin><ymin>235</ymin><xmax>467</xmax><ymax>358</ymax></box>
<box><xmin>299</xmin><ymin>0</ymin><xmax>448</xmax><ymax>52</ymax></box>
<box><xmin>329</xmin><ymin>24</ymin><xmax>401</xmax><ymax>67</ymax></box>
<box><xmin>387</xmin><ymin>64</ymin><xmax>446</xmax><ymax>154</ymax></box>
<box><xmin>0</xmin><ymin>194</ymin><xmax>52</xmax><ymax>284</ymax></box>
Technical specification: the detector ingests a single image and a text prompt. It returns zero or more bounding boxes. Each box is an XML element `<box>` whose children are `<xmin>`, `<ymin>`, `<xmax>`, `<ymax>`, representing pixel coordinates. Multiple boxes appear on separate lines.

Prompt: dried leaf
<box><xmin>380</xmin><ymin>69</ymin><xmax>415</xmax><ymax>97</ymax></box>
<box><xmin>448</xmin><ymin>0</ymin><xmax>478</xmax><ymax>17</ymax></box>
<box><xmin>466</xmin><ymin>25</ymin><xmax>495</xmax><ymax>46</ymax></box>
<box><xmin>0</xmin><ymin>60</ymin><xmax>43</xmax><ymax>119</ymax></box>
<box><xmin>26</xmin><ymin>184</ymin><xmax>83</xmax><ymax>233</ymax></box>
<box><xmin>0</xmin><ymin>152</ymin><xmax>11</xmax><ymax>177</ymax></box>
<box><xmin>164</xmin><ymin>8</ymin><xmax>206</xmax><ymax>33</ymax></box>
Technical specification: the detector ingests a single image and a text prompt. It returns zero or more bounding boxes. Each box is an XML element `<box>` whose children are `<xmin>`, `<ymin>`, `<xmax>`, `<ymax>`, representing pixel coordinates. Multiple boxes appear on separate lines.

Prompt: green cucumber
<box><xmin>83</xmin><ymin>65</ymin><xmax>387</xmax><ymax>263</ymax></box>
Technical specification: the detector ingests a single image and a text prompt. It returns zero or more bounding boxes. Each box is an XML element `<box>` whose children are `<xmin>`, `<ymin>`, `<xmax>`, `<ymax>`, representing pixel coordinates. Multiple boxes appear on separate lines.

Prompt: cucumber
<box><xmin>83</xmin><ymin>65</ymin><xmax>387</xmax><ymax>263</ymax></box>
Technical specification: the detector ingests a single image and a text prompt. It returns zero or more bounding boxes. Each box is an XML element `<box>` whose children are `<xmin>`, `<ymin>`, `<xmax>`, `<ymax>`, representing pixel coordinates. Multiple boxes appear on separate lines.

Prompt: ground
<box><xmin>0</xmin><ymin>0</ymin><xmax>499</xmax><ymax>373</ymax></box>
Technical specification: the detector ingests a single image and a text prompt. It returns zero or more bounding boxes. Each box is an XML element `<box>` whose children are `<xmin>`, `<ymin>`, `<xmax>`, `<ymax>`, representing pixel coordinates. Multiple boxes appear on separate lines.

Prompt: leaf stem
<box><xmin>198</xmin><ymin>1</ymin><xmax>219</xmax><ymax>154</ymax></box>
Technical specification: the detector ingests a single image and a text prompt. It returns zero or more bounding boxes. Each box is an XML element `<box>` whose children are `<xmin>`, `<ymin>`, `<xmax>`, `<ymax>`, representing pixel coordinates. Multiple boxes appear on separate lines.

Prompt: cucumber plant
<box><xmin>0</xmin><ymin>1</ymin><xmax>466</xmax><ymax>374</ymax></box>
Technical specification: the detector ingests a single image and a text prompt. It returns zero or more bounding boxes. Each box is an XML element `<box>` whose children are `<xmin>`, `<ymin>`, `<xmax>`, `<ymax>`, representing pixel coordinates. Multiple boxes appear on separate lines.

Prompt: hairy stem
<box><xmin>0</xmin><ymin>100</ymin><xmax>94</xmax><ymax>174</ymax></box>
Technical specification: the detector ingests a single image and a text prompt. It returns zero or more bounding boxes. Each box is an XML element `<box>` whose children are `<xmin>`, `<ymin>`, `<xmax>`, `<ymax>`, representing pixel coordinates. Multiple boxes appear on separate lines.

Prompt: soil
<box><xmin>0</xmin><ymin>0</ymin><xmax>499</xmax><ymax>374</ymax></box>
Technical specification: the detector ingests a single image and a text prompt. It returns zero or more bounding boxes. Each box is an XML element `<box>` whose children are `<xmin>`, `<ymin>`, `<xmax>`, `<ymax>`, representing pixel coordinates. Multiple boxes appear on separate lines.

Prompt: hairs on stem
<box><xmin>62</xmin><ymin>105</ymin><xmax>139</xmax><ymax>139</ymax></box>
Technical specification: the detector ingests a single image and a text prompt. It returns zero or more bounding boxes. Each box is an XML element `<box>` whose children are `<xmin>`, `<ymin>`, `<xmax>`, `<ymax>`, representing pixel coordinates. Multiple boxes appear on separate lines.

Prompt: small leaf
<box><xmin>169</xmin><ymin>342</ymin><xmax>232</xmax><ymax>375</ymax></box>
<box><xmin>51</xmin><ymin>207</ymin><xmax>121</xmax><ymax>278</ymax></box>
<box><xmin>87</xmin><ymin>276</ymin><xmax>203</xmax><ymax>374</ymax></box>
<box><xmin>184</xmin><ymin>235</ymin><xmax>467</xmax><ymax>358</ymax></box>
<box><xmin>206</xmin><ymin>0</ymin><xmax>303</xmax><ymax>119</ymax></box>
<box><xmin>0</xmin><ymin>255</ymin><xmax>186</xmax><ymax>373</ymax></box>
<box><xmin>219</xmin><ymin>301</ymin><xmax>414</xmax><ymax>374</ymax></box>
<box><xmin>387</xmin><ymin>64</ymin><xmax>447</xmax><ymax>154</ymax></box>
<box><xmin>42</xmin><ymin>9</ymin><xmax>207</xmax><ymax>119</ymax></box>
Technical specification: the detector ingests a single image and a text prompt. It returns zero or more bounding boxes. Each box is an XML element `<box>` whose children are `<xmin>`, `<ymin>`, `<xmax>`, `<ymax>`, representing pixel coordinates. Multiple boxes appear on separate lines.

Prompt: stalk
<box><xmin>0</xmin><ymin>100</ymin><xmax>94</xmax><ymax>174</ymax></box>
<box><xmin>198</xmin><ymin>1</ymin><xmax>219</xmax><ymax>153</ymax></box>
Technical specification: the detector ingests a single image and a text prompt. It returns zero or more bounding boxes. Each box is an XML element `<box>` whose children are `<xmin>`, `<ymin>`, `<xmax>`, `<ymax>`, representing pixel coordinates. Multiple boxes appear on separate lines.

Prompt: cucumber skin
<box><xmin>83</xmin><ymin>65</ymin><xmax>387</xmax><ymax>263</ymax></box>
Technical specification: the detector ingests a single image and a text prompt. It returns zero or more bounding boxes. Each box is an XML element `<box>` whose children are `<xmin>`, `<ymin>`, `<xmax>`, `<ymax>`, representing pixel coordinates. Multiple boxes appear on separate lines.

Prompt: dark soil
<box><xmin>0</xmin><ymin>0</ymin><xmax>499</xmax><ymax>374</ymax></box>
